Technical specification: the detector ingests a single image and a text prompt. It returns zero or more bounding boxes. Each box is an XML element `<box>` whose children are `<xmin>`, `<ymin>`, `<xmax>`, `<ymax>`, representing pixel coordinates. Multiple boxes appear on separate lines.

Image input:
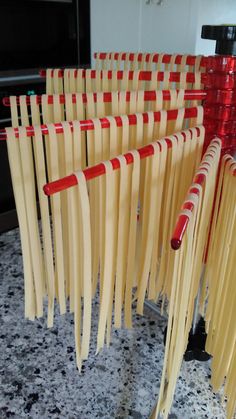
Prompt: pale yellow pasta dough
<box><xmin>6</xmin><ymin>127</ymin><xmax>36</xmax><ymax>320</ymax></box>
<box><xmin>202</xmin><ymin>156</ymin><xmax>236</xmax><ymax>419</ymax></box>
<box><xmin>152</xmin><ymin>139</ymin><xmax>221</xmax><ymax>418</ymax></box>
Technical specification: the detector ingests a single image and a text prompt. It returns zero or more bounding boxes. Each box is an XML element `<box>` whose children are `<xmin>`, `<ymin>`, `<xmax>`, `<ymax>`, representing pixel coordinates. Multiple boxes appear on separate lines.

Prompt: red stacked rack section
<box><xmin>203</xmin><ymin>55</ymin><xmax>236</xmax><ymax>155</ymax></box>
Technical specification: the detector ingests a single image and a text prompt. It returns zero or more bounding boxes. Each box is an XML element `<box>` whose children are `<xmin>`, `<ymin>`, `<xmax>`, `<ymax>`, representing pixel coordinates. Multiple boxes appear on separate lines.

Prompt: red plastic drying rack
<box><xmin>171</xmin><ymin>139</ymin><xmax>225</xmax><ymax>250</ymax></box>
<box><xmin>93</xmin><ymin>52</ymin><xmax>207</xmax><ymax>67</ymax></box>
<box><xmin>0</xmin><ymin>106</ymin><xmax>199</xmax><ymax>141</ymax></box>
<box><xmin>171</xmin><ymin>25</ymin><xmax>236</xmax><ymax>250</ymax></box>
<box><xmin>39</xmin><ymin>68</ymin><xmax>204</xmax><ymax>83</ymax></box>
<box><xmin>43</xmin><ymin>126</ymin><xmax>200</xmax><ymax>197</ymax></box>
<box><xmin>38</xmin><ymin>64</ymin><xmax>236</xmax><ymax>152</ymax></box>
<box><xmin>2</xmin><ymin>89</ymin><xmax>206</xmax><ymax>107</ymax></box>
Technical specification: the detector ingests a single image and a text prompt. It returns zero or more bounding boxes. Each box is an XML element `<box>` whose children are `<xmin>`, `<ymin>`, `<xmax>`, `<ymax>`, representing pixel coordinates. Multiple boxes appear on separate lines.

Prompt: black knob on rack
<box><xmin>201</xmin><ymin>25</ymin><xmax>236</xmax><ymax>55</ymax></box>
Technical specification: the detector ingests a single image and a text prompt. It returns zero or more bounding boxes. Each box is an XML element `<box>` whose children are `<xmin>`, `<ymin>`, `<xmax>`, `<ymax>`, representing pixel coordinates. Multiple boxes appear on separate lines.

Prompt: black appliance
<box><xmin>0</xmin><ymin>0</ymin><xmax>91</xmax><ymax>71</ymax></box>
<box><xmin>0</xmin><ymin>0</ymin><xmax>91</xmax><ymax>232</ymax></box>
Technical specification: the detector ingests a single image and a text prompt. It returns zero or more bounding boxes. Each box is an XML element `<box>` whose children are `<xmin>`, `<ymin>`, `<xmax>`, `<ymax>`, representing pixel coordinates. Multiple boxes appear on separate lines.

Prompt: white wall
<box><xmin>140</xmin><ymin>0</ymin><xmax>198</xmax><ymax>54</ymax></box>
<box><xmin>90</xmin><ymin>0</ymin><xmax>198</xmax><ymax>60</ymax></box>
<box><xmin>195</xmin><ymin>0</ymin><xmax>236</xmax><ymax>56</ymax></box>
<box><xmin>90</xmin><ymin>0</ymin><xmax>236</xmax><ymax>62</ymax></box>
<box><xmin>90</xmin><ymin>0</ymin><xmax>141</xmax><ymax>54</ymax></box>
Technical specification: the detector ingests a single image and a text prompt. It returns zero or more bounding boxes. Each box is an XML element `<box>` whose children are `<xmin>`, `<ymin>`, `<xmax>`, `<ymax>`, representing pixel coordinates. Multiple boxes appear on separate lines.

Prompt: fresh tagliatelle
<box><xmin>202</xmin><ymin>155</ymin><xmax>236</xmax><ymax>419</ymax></box>
<box><xmin>151</xmin><ymin>138</ymin><xmax>221</xmax><ymax>419</ymax></box>
<box><xmin>45</xmin><ymin>125</ymin><xmax>203</xmax><ymax>368</ymax></box>
<box><xmin>7</xmin><ymin>105</ymin><xmax>226</xmax><ymax>419</ymax></box>
<box><xmin>94</xmin><ymin>51</ymin><xmax>203</xmax><ymax>72</ymax></box>
<box><xmin>6</xmin><ymin>106</ymin><xmax>201</xmax><ymax>328</ymax></box>
<box><xmin>6</xmin><ymin>127</ymin><xmax>45</xmax><ymax>320</ymax></box>
<box><xmin>69</xmin><ymin>171</ymin><xmax>92</xmax><ymax>371</ymax></box>
<box><xmin>9</xmin><ymin>89</ymin><xmax>194</xmax><ymax>129</ymax></box>
<box><xmin>6</xmin><ymin>44</ymin><xmax>236</xmax><ymax>419</ymax></box>
<box><xmin>44</xmin><ymin>68</ymin><xmax>202</xmax><ymax>94</ymax></box>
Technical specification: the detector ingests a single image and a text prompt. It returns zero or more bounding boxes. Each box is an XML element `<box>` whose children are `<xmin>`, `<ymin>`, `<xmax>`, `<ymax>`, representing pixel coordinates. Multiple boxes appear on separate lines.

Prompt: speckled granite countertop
<box><xmin>0</xmin><ymin>228</ymin><xmax>226</xmax><ymax>418</ymax></box>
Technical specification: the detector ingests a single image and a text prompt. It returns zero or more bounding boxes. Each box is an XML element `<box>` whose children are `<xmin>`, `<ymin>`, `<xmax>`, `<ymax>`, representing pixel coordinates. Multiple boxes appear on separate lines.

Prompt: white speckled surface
<box><xmin>0</xmin><ymin>228</ymin><xmax>226</xmax><ymax>418</ymax></box>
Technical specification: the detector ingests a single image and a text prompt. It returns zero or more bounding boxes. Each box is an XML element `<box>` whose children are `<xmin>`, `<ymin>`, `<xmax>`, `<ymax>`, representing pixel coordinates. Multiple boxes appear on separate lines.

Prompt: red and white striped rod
<box><xmin>2</xmin><ymin>90</ymin><xmax>206</xmax><ymax>107</ymax></box>
<box><xmin>0</xmin><ymin>106</ymin><xmax>200</xmax><ymax>141</ymax></box>
<box><xmin>39</xmin><ymin>69</ymin><xmax>206</xmax><ymax>83</ymax></box>
<box><xmin>43</xmin><ymin>128</ymin><xmax>199</xmax><ymax>196</ymax></box>
<box><xmin>171</xmin><ymin>174</ymin><xmax>207</xmax><ymax>250</ymax></box>
<box><xmin>94</xmin><ymin>52</ymin><xmax>206</xmax><ymax>67</ymax></box>
<box><xmin>171</xmin><ymin>139</ymin><xmax>222</xmax><ymax>250</ymax></box>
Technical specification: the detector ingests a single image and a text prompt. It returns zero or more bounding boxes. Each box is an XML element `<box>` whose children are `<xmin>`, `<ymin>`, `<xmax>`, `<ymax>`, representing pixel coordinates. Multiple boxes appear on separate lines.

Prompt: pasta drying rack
<box><xmin>1</xmin><ymin>23</ymin><xmax>236</xmax><ymax>419</ymax></box>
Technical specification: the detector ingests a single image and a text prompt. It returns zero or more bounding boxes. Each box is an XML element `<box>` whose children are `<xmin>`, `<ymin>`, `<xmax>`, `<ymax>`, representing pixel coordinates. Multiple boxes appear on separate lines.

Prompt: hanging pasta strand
<box><xmin>52</xmin><ymin>97</ymin><xmax>70</xmax><ymax>298</ymax></box>
<box><xmin>148</xmin><ymin>139</ymin><xmax>168</xmax><ymax>300</ymax></box>
<box><xmin>114</xmin><ymin>155</ymin><xmax>133</xmax><ymax>328</ymax></box>
<box><xmin>64</xmin><ymin>69</ymin><xmax>70</xmax><ymax>94</ymax></box>
<box><xmin>124</xmin><ymin>150</ymin><xmax>141</xmax><ymax>328</ymax></box>
<box><xmin>160</xmin><ymin>132</ymin><xmax>185</xmax><ymax>299</ymax></box>
<box><xmin>75</xmin><ymin>171</ymin><xmax>92</xmax><ymax>362</ymax></box>
<box><xmin>136</xmin><ymin>142</ymin><xmax>161</xmax><ymax>314</ymax></box>
<box><xmin>67</xmin><ymin>171</ymin><xmax>92</xmax><ymax>370</ymax></box>
<box><xmin>61</xmin><ymin>122</ymin><xmax>75</xmax><ymax>302</ymax></box>
<box><xmin>96</xmin><ymin>161</ymin><xmax>117</xmax><ymax>352</ymax></box>
<box><xmin>9</xmin><ymin>95</ymin><xmax>21</xmax><ymax>126</ymax></box>
<box><xmin>69</xmin><ymin>69</ymin><xmax>77</xmax><ymax>93</ymax></box>
<box><xmin>46</xmin><ymin>124</ymin><xmax>66</xmax><ymax>314</ymax></box>
<box><xmin>64</xmin><ymin>92</ymin><xmax>75</xmax><ymax>121</ymax></box>
<box><xmin>87</xmin><ymin>119</ymin><xmax>103</xmax><ymax>294</ymax></box>
<box><xmin>103</xmin><ymin>120</ymin><xmax>120</xmax><ymax>344</ymax></box>
<box><xmin>32</xmin><ymin>122</ymin><xmax>55</xmax><ymax>327</ymax></box>
<box><xmin>46</xmin><ymin>69</ymin><xmax>53</xmax><ymax>94</ymax></box>
<box><xmin>147</xmin><ymin>53</ymin><xmax>155</xmax><ymax>71</ymax></box>
<box><xmin>53</xmin><ymin>69</ymin><xmax>64</xmax><ymax>94</ymax></box>
<box><xmin>155</xmin><ymin>134</ymin><xmax>179</xmax><ymax>298</ymax></box>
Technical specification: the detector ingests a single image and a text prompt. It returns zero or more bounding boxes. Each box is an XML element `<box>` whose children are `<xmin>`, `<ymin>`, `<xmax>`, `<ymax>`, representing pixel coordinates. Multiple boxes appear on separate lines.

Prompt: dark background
<box><xmin>0</xmin><ymin>0</ymin><xmax>91</xmax><ymax>232</ymax></box>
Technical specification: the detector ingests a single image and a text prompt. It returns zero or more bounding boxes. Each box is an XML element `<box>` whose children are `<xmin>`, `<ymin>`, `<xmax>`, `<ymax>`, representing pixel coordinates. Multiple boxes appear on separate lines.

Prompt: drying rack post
<box><xmin>202</xmin><ymin>25</ymin><xmax>236</xmax><ymax>156</ymax></box>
